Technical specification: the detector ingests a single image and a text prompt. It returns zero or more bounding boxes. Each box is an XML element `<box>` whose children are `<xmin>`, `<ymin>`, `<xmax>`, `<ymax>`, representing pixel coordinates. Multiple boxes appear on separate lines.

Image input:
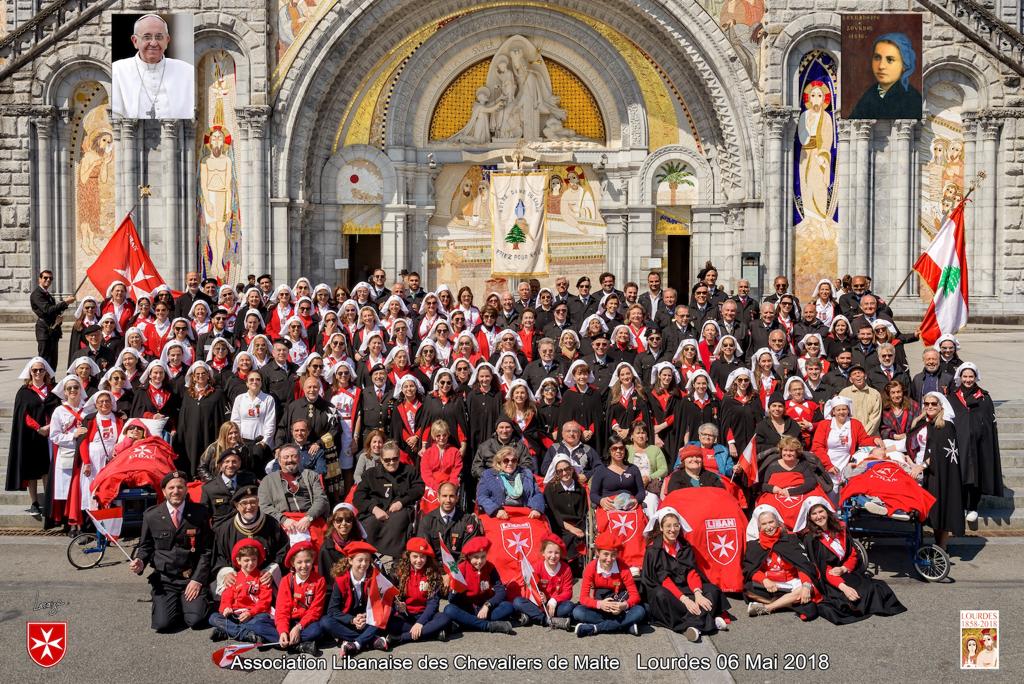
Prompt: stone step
<box><xmin>995</xmin><ymin>403</ymin><xmax>1024</xmax><ymax>418</ymax></box>
<box><xmin>970</xmin><ymin>509</ymin><xmax>1024</xmax><ymax>531</ymax></box>
<box><xmin>0</xmin><ymin>505</ymin><xmax>43</xmax><ymax>529</ymax></box>
<box><xmin>0</xmin><ymin>489</ymin><xmax>41</xmax><ymax>506</ymax></box>
<box><xmin>1000</xmin><ymin>467</ymin><xmax>1024</xmax><ymax>486</ymax></box>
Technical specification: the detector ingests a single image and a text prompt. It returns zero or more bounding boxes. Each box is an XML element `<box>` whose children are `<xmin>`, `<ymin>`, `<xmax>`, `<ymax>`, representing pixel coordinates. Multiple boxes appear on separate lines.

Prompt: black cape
<box><xmin>6</xmin><ymin>385</ymin><xmax>59</xmax><ymax>489</ymax></box>
<box><xmin>742</xmin><ymin>532</ymin><xmax>820</xmax><ymax>621</ymax></box>
<box><xmin>910</xmin><ymin>419</ymin><xmax>965</xmax><ymax>535</ymax></box>
<box><xmin>640</xmin><ymin>540</ymin><xmax>727</xmax><ymax>633</ymax></box>
<box><xmin>803</xmin><ymin>527</ymin><xmax>906</xmax><ymax>624</ymax></box>
<box><xmin>173</xmin><ymin>389</ymin><xmax>227</xmax><ymax>476</ymax></box>
<box><xmin>950</xmin><ymin>387</ymin><xmax>1003</xmax><ymax>496</ymax></box>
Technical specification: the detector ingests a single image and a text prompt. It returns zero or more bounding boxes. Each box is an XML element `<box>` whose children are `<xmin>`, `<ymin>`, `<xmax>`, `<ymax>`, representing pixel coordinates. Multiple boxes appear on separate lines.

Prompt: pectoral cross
<box><xmin>147</xmin><ymin>104</ymin><xmax>157</xmax><ymax>119</ymax></box>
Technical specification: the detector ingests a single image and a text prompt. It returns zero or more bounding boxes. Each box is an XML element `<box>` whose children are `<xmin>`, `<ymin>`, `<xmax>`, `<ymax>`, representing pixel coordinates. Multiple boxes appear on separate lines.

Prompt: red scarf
<box><xmin>758</xmin><ymin>525</ymin><xmax>781</xmax><ymax>550</ymax></box>
<box><xmin>148</xmin><ymin>384</ymin><xmax>170</xmax><ymax>410</ymax></box>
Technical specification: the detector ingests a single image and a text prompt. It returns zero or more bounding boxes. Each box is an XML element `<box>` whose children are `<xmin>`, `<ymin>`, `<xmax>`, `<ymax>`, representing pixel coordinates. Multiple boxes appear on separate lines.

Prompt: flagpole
<box><xmin>85</xmin><ymin>510</ymin><xmax>135</xmax><ymax>561</ymax></box>
<box><xmin>887</xmin><ymin>172</ymin><xmax>985</xmax><ymax>307</ymax></box>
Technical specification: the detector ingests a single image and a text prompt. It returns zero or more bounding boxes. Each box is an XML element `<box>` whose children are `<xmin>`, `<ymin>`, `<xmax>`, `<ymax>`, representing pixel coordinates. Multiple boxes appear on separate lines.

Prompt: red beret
<box><xmin>541</xmin><ymin>533</ymin><xmax>566</xmax><ymax>556</ymax></box>
<box><xmin>343</xmin><ymin>540</ymin><xmax>377</xmax><ymax>557</ymax></box>
<box><xmin>284</xmin><ymin>541</ymin><xmax>315</xmax><ymax>569</ymax></box>
<box><xmin>405</xmin><ymin>536</ymin><xmax>434</xmax><ymax>557</ymax></box>
<box><xmin>461</xmin><ymin>536</ymin><xmax>491</xmax><ymax>556</ymax></box>
<box><xmin>231</xmin><ymin>538</ymin><xmax>266</xmax><ymax>569</ymax></box>
<box><xmin>594</xmin><ymin>531</ymin><xmax>622</xmax><ymax>552</ymax></box>
<box><xmin>678</xmin><ymin>445</ymin><xmax>704</xmax><ymax>460</ymax></box>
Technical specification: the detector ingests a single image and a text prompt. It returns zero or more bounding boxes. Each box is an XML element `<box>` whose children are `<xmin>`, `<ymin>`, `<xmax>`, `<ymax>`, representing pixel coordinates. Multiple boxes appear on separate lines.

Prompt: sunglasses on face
<box><xmin>381</xmin><ymin>457</ymin><xmax>400</xmax><ymax>464</ymax></box>
<box><xmin>438</xmin><ymin>379</ymin><xmax>452</xmax><ymax>385</ymax></box>
<box><xmin>500</xmin><ymin>459</ymin><xmax>518</xmax><ymax>465</ymax></box>
<box><xmin>31</xmin><ymin>368</ymin><xmax>45</xmax><ymax>373</ymax></box>
<box><xmin>923</xmin><ymin>401</ymin><xmax>940</xmax><ymax>407</ymax></box>
<box><xmin>173</xmin><ymin>327</ymin><xmax>187</xmax><ymax>332</ymax></box>
<box><xmin>555</xmin><ymin>466</ymin><xmax>574</xmax><ymax>474</ymax></box>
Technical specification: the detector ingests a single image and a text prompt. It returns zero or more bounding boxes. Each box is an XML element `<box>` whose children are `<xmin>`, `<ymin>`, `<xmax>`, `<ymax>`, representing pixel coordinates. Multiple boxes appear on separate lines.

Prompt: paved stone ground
<box><xmin>1</xmin><ymin>325</ymin><xmax>1021</xmax><ymax>681</ymax></box>
<box><xmin>0</xmin><ymin>536</ymin><xmax>1020</xmax><ymax>682</ymax></box>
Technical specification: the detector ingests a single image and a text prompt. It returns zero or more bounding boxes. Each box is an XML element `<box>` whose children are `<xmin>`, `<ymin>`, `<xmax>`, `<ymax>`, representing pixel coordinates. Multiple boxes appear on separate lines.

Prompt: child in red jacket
<box><xmin>511</xmin><ymin>534</ymin><xmax>575</xmax><ymax>630</ymax></box>
<box><xmin>388</xmin><ymin>537</ymin><xmax>451</xmax><ymax>644</ymax></box>
<box><xmin>276</xmin><ymin>541</ymin><xmax>326</xmax><ymax>655</ymax></box>
<box><xmin>572</xmin><ymin>532</ymin><xmax>647</xmax><ymax>637</ymax></box>
<box><xmin>209</xmin><ymin>539</ymin><xmax>275</xmax><ymax>643</ymax></box>
<box><xmin>442</xmin><ymin>536</ymin><xmax>515</xmax><ymax>634</ymax></box>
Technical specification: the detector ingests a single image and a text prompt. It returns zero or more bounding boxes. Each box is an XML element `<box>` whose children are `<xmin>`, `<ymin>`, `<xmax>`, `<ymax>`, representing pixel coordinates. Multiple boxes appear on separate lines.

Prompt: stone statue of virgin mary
<box><xmin>448</xmin><ymin>35</ymin><xmax>578</xmax><ymax>144</ymax></box>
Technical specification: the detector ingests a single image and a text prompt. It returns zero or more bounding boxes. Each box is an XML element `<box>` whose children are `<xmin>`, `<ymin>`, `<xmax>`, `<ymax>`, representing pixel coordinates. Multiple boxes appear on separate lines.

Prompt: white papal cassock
<box><xmin>111</xmin><ymin>54</ymin><xmax>195</xmax><ymax>119</ymax></box>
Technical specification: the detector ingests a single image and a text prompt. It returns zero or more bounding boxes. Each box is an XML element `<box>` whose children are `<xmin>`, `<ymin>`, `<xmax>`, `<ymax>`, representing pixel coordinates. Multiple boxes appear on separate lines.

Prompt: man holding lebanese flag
<box><xmin>914</xmin><ymin>198</ymin><xmax>969</xmax><ymax>345</ymax></box>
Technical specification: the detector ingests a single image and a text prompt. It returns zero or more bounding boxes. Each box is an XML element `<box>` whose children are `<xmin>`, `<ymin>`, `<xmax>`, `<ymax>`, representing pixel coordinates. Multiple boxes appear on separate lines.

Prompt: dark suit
<box><xmin>637</xmin><ymin>292</ymin><xmax>667</xmax><ymax>320</ymax></box>
<box><xmin>173</xmin><ymin>289</ymin><xmax>213</xmax><ymax>320</ymax></box>
<box><xmin>748</xmin><ymin>322</ymin><xmax>777</xmax><ymax>353</ymax></box>
<box><xmin>199</xmin><ymin>471</ymin><xmax>258</xmax><ymax>527</ymax></box>
<box><xmin>717</xmin><ymin>319</ymin><xmax>749</xmax><ymax>356</ymax></box>
<box><xmin>523</xmin><ymin>358</ymin><xmax>565</xmax><ymax>393</ymax></box>
<box><xmin>359</xmin><ymin>385</ymin><xmax>391</xmax><ymax>433</ymax></box>
<box><xmin>732</xmin><ymin>295</ymin><xmax>758</xmax><ymax>322</ymax></box>
<box><xmin>417</xmin><ymin>507</ymin><xmax>481</xmax><ymax>558</ymax></box>
<box><xmin>259</xmin><ymin>361</ymin><xmax>296</xmax><ymax>414</ymax></box>
<box><xmin>31</xmin><ymin>286</ymin><xmax>69</xmax><ymax>369</ymax></box>
<box><xmin>910</xmin><ymin>370</ymin><xmax>954</xmax><ymax>403</ymax></box>
<box><xmin>568</xmin><ymin>295</ymin><xmax>599</xmax><ymax>323</ymax></box>
<box><xmin>135</xmin><ymin>500</ymin><xmax>213</xmax><ymax>631</ymax></box>
<box><xmin>70</xmin><ymin>344</ymin><xmax>116</xmax><ymax>372</ymax></box>
<box><xmin>867</xmin><ymin>366</ymin><xmax>911</xmax><ymax>393</ymax></box>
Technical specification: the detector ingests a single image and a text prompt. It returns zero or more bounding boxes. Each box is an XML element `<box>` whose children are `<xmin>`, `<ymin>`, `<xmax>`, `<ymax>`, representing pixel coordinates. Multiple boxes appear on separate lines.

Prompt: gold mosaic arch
<box><xmin>428</xmin><ymin>57</ymin><xmax>606</xmax><ymax>141</ymax></box>
<box><xmin>325</xmin><ymin>2</ymin><xmax>701</xmax><ymax>152</ymax></box>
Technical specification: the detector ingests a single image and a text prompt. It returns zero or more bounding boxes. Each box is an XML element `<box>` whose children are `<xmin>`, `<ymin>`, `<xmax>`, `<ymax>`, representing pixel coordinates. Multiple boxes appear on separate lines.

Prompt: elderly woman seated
<box><xmin>664</xmin><ymin>445</ymin><xmax>725</xmax><ymax>495</ymax></box>
<box><xmin>352</xmin><ymin>441</ymin><xmax>425</xmax><ymax>558</ymax></box>
<box><xmin>742</xmin><ymin>505</ymin><xmax>820</xmax><ymax>621</ymax></box>
<box><xmin>756</xmin><ymin>436</ymin><xmax>832</xmax><ymax>530</ymax></box>
<box><xmin>476</xmin><ymin>446</ymin><xmax>545</xmax><ymax>519</ymax></box>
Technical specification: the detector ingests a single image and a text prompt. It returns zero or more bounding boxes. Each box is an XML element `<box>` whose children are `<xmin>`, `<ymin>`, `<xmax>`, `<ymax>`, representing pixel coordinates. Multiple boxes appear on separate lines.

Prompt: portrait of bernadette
<box><xmin>848</xmin><ymin>32</ymin><xmax>922</xmax><ymax>119</ymax></box>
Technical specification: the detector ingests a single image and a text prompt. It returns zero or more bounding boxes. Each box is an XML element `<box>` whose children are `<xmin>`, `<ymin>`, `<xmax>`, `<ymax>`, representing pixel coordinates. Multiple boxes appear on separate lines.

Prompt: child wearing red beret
<box><xmin>442</xmin><ymin>536</ymin><xmax>515</xmax><ymax>634</ymax></box>
<box><xmin>388</xmin><ymin>537</ymin><xmax>451</xmax><ymax>644</ymax></box>
<box><xmin>209</xmin><ymin>539</ymin><xmax>275</xmax><ymax>643</ymax></box>
<box><xmin>572</xmin><ymin>532</ymin><xmax>646</xmax><ymax>637</ymax></box>
<box><xmin>319</xmin><ymin>541</ymin><xmax>394</xmax><ymax>654</ymax></box>
<box><xmin>275</xmin><ymin>541</ymin><xmax>326</xmax><ymax>655</ymax></box>
<box><xmin>511</xmin><ymin>534</ymin><xmax>575</xmax><ymax>630</ymax></box>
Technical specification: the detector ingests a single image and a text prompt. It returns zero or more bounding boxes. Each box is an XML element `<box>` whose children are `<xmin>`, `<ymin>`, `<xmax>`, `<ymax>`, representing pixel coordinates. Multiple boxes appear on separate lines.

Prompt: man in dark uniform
<box><xmin>199</xmin><ymin>447</ymin><xmax>257</xmax><ymax>526</ymax></box>
<box><xmin>359</xmin><ymin>364</ymin><xmax>392</xmax><ymax>433</ymax></box>
<box><xmin>210</xmin><ymin>484</ymin><xmax>289</xmax><ymax>598</ymax></box>
<box><xmin>130</xmin><ymin>471</ymin><xmax>213</xmax><ymax>632</ymax></box>
<box><xmin>416</xmin><ymin>482</ymin><xmax>481</xmax><ymax>558</ymax></box>
<box><xmin>260</xmin><ymin>339</ymin><xmax>296</xmax><ymax>415</ymax></box>
<box><xmin>31</xmin><ymin>270</ymin><xmax>74</xmax><ymax>370</ymax></box>
<box><xmin>70</xmin><ymin>324</ymin><xmax>116</xmax><ymax>371</ymax></box>
<box><xmin>522</xmin><ymin>338</ymin><xmax>564</xmax><ymax>392</ymax></box>
<box><xmin>732</xmin><ymin>279</ymin><xmax>758</xmax><ymax>322</ymax></box>
<box><xmin>568</xmin><ymin>276</ymin><xmax>599</xmax><ymax>323</ymax></box>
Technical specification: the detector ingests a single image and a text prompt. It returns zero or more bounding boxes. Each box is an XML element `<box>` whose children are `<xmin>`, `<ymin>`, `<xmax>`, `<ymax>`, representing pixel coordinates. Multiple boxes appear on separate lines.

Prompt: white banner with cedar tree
<box><xmin>490</xmin><ymin>171</ymin><xmax>548</xmax><ymax>277</ymax></box>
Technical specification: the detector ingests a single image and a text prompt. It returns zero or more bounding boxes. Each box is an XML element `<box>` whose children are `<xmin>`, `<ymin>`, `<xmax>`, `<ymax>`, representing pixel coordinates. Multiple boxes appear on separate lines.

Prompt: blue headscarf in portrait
<box><xmin>874</xmin><ymin>32</ymin><xmax>916</xmax><ymax>91</ymax></box>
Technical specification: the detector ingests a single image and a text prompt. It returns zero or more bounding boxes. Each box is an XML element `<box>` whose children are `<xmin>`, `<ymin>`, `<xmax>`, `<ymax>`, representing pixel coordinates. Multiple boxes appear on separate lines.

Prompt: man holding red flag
<box><xmin>914</xmin><ymin>198</ymin><xmax>969</xmax><ymax>345</ymax></box>
<box><xmin>86</xmin><ymin>214</ymin><xmax>169</xmax><ymax>300</ymax></box>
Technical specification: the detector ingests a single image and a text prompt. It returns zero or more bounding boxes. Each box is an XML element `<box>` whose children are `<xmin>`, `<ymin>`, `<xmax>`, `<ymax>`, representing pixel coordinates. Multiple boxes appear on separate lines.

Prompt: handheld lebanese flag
<box><xmin>914</xmin><ymin>199</ymin><xmax>969</xmax><ymax>345</ymax></box>
<box><xmin>85</xmin><ymin>214</ymin><xmax>168</xmax><ymax>300</ymax></box>
<box><xmin>212</xmin><ymin>643</ymin><xmax>259</xmax><ymax>668</ymax></box>
<box><xmin>519</xmin><ymin>553</ymin><xmax>545</xmax><ymax>607</ymax></box>
<box><xmin>365</xmin><ymin>569</ymin><xmax>399</xmax><ymax>628</ymax></box>
<box><xmin>439</xmin><ymin>537</ymin><xmax>467</xmax><ymax>592</ymax></box>
<box><xmin>87</xmin><ymin>507</ymin><xmax>123</xmax><ymax>541</ymax></box>
<box><xmin>733</xmin><ymin>438</ymin><xmax>758</xmax><ymax>485</ymax></box>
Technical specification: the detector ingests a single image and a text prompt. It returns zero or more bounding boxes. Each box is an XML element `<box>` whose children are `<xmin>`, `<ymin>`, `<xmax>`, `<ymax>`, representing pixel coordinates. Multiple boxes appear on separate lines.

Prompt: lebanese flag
<box><xmin>212</xmin><ymin>643</ymin><xmax>260</xmax><ymax>668</ymax></box>
<box><xmin>519</xmin><ymin>554</ymin><xmax>545</xmax><ymax>607</ymax></box>
<box><xmin>733</xmin><ymin>437</ymin><xmax>758</xmax><ymax>485</ymax></box>
<box><xmin>85</xmin><ymin>214</ymin><xmax>168</xmax><ymax>300</ymax></box>
<box><xmin>479</xmin><ymin>506</ymin><xmax>550</xmax><ymax>598</ymax></box>
<box><xmin>87</xmin><ymin>507</ymin><xmax>123</xmax><ymax>541</ymax></box>
<box><xmin>595</xmin><ymin>508</ymin><xmax>647</xmax><ymax>571</ymax></box>
<box><xmin>661</xmin><ymin>487</ymin><xmax>747</xmax><ymax>592</ymax></box>
<box><xmin>365</xmin><ymin>569</ymin><xmax>399</xmax><ymax>628</ymax></box>
<box><xmin>439</xmin><ymin>536</ymin><xmax>468</xmax><ymax>592</ymax></box>
<box><xmin>914</xmin><ymin>199</ymin><xmax>969</xmax><ymax>345</ymax></box>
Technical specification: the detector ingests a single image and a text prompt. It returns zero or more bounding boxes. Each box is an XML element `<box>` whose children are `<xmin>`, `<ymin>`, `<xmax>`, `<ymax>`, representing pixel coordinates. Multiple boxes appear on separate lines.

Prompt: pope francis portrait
<box><xmin>111</xmin><ymin>14</ymin><xmax>195</xmax><ymax>119</ymax></box>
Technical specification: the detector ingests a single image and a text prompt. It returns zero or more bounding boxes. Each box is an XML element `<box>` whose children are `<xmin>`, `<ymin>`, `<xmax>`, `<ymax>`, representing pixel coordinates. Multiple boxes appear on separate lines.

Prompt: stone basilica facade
<box><xmin>1</xmin><ymin>0</ymin><xmax>1023</xmax><ymax>315</ymax></box>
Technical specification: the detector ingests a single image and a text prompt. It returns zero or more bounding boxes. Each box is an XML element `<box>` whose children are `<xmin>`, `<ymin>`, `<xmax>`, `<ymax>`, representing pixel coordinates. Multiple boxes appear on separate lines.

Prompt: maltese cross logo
<box><xmin>609</xmin><ymin>512</ymin><xmax>636</xmax><ymax>541</ymax></box>
<box><xmin>27</xmin><ymin>622</ymin><xmax>67</xmax><ymax>668</ymax></box>
<box><xmin>711</xmin><ymin>534</ymin><xmax>735</xmax><ymax>559</ymax></box>
<box><xmin>506</xmin><ymin>532</ymin><xmax>529</xmax><ymax>557</ymax></box>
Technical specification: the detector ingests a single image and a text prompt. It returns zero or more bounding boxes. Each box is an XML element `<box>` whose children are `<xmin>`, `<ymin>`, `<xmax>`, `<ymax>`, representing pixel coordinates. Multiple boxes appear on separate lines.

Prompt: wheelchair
<box><xmin>839</xmin><ymin>499</ymin><xmax>951</xmax><ymax>582</ymax></box>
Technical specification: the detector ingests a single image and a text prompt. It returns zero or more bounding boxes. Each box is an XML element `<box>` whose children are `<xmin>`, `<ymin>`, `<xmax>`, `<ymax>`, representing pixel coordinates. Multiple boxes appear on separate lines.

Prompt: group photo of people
<box><xmin>9</xmin><ymin>263</ymin><xmax>1003</xmax><ymax>658</ymax></box>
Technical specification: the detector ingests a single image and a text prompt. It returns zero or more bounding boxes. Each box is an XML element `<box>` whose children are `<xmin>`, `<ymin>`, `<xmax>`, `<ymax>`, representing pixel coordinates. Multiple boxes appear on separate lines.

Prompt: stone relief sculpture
<box><xmin>448</xmin><ymin>35</ymin><xmax>579</xmax><ymax>144</ymax></box>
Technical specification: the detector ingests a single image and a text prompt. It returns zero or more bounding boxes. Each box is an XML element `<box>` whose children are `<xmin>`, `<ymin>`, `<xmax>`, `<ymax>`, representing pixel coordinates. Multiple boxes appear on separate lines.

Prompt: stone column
<box><xmin>160</xmin><ymin>120</ymin><xmax>180</xmax><ymax>281</ymax></box>
<box><xmin>181</xmin><ymin>119</ymin><xmax>196</xmax><ymax>273</ymax></box>
<box><xmin>57</xmin><ymin>107</ymin><xmax>74</xmax><ymax>290</ymax></box>
<box><xmin>114</xmin><ymin>118</ymin><xmax>140</xmax><ymax>225</ymax></box>
<box><xmin>891</xmin><ymin>120</ymin><xmax>915</xmax><ymax>295</ymax></box>
<box><xmin>978</xmin><ymin>117</ymin><xmax>1002</xmax><ymax>296</ymax></box>
<box><xmin>240</xmin><ymin>106</ymin><xmax>271</xmax><ymax>277</ymax></box>
<box><xmin>722</xmin><ymin>206</ymin><xmax>744</xmax><ymax>282</ymax></box>
<box><xmin>269</xmin><ymin>197</ymin><xmax>291</xmax><ymax>280</ymax></box>
<box><xmin>851</xmin><ymin>120</ymin><xmax>875</xmax><ymax>276</ymax></box>
<box><xmin>382</xmin><ymin>207</ymin><xmax>407</xmax><ymax>278</ymax></box>
<box><xmin>763</xmin><ymin>107</ymin><xmax>791</xmax><ymax>279</ymax></box>
<box><xmin>836</xmin><ymin>119</ymin><xmax>853</xmax><ymax>276</ymax></box>
<box><xmin>30</xmin><ymin>107</ymin><xmax>57</xmax><ymax>278</ymax></box>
